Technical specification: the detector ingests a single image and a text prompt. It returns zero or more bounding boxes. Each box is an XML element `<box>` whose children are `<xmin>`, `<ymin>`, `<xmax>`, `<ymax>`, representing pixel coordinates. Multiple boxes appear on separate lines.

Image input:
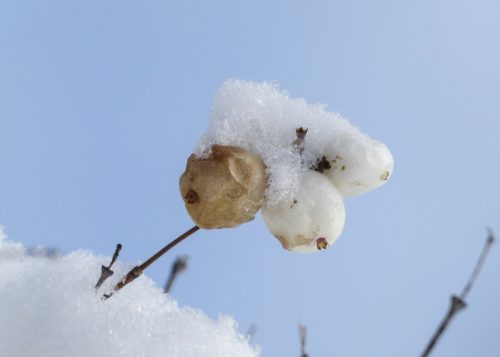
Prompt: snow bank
<box><xmin>0</xmin><ymin>227</ymin><xmax>259</xmax><ymax>357</ymax></box>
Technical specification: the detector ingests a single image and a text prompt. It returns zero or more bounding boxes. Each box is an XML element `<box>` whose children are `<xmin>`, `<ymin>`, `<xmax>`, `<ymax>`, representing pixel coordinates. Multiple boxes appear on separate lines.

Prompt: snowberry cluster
<box><xmin>261</xmin><ymin>127</ymin><xmax>393</xmax><ymax>253</ymax></box>
<box><xmin>180</xmin><ymin>80</ymin><xmax>393</xmax><ymax>253</ymax></box>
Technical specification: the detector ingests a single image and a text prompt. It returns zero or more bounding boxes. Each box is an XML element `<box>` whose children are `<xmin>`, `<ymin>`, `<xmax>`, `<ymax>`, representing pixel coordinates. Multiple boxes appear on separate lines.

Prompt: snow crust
<box><xmin>197</xmin><ymin>79</ymin><xmax>393</xmax><ymax>206</ymax></box>
<box><xmin>0</xmin><ymin>228</ymin><xmax>259</xmax><ymax>357</ymax></box>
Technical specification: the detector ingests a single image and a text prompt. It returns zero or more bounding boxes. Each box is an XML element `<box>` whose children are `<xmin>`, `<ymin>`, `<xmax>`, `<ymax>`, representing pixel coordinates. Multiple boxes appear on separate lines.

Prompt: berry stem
<box><xmin>103</xmin><ymin>226</ymin><xmax>200</xmax><ymax>299</ymax></box>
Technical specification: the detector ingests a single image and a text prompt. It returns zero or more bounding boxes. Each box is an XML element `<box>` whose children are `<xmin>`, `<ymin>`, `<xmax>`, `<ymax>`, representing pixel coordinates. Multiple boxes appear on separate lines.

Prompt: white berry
<box><xmin>262</xmin><ymin>170</ymin><xmax>345</xmax><ymax>253</ymax></box>
<box><xmin>322</xmin><ymin>134</ymin><xmax>393</xmax><ymax>196</ymax></box>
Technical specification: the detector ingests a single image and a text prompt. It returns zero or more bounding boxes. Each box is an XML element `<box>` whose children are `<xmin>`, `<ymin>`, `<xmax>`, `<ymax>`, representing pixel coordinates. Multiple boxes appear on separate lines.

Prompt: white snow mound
<box><xmin>197</xmin><ymin>79</ymin><xmax>393</xmax><ymax>205</ymax></box>
<box><xmin>0</xmin><ymin>228</ymin><xmax>259</xmax><ymax>357</ymax></box>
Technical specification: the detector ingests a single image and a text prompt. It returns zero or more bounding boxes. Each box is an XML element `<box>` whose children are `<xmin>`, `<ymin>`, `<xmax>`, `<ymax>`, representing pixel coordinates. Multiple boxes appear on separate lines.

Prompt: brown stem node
<box><xmin>421</xmin><ymin>229</ymin><xmax>495</xmax><ymax>357</ymax></box>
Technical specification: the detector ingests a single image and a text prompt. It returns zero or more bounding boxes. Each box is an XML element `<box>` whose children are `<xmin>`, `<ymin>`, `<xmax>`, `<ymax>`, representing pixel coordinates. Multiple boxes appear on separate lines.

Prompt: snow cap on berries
<box><xmin>196</xmin><ymin>79</ymin><xmax>393</xmax><ymax>206</ymax></box>
<box><xmin>186</xmin><ymin>79</ymin><xmax>393</xmax><ymax>252</ymax></box>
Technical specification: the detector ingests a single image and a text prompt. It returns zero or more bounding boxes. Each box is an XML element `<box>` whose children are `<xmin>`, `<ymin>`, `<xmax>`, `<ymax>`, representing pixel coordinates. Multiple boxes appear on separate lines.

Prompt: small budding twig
<box><xmin>95</xmin><ymin>243</ymin><xmax>122</xmax><ymax>289</ymax></box>
<box><xmin>299</xmin><ymin>324</ymin><xmax>309</xmax><ymax>357</ymax></box>
<box><xmin>103</xmin><ymin>226</ymin><xmax>200</xmax><ymax>299</ymax></box>
<box><xmin>421</xmin><ymin>228</ymin><xmax>495</xmax><ymax>357</ymax></box>
<box><xmin>293</xmin><ymin>127</ymin><xmax>308</xmax><ymax>155</ymax></box>
<box><xmin>164</xmin><ymin>255</ymin><xmax>189</xmax><ymax>294</ymax></box>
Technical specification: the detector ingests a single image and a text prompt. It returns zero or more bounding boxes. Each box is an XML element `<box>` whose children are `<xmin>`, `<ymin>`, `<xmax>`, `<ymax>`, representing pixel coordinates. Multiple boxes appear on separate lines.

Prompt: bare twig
<box><xmin>95</xmin><ymin>243</ymin><xmax>122</xmax><ymax>289</ymax></box>
<box><xmin>421</xmin><ymin>229</ymin><xmax>495</xmax><ymax>357</ymax></box>
<box><xmin>246</xmin><ymin>324</ymin><xmax>257</xmax><ymax>343</ymax></box>
<box><xmin>460</xmin><ymin>227</ymin><xmax>495</xmax><ymax>300</ymax></box>
<box><xmin>164</xmin><ymin>255</ymin><xmax>189</xmax><ymax>294</ymax></box>
<box><xmin>27</xmin><ymin>246</ymin><xmax>60</xmax><ymax>258</ymax></box>
<box><xmin>103</xmin><ymin>226</ymin><xmax>199</xmax><ymax>299</ymax></box>
<box><xmin>299</xmin><ymin>324</ymin><xmax>309</xmax><ymax>357</ymax></box>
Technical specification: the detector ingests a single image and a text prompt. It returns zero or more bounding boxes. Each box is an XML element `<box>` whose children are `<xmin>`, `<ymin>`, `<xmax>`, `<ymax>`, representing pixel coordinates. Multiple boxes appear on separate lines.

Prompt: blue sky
<box><xmin>1</xmin><ymin>0</ymin><xmax>499</xmax><ymax>356</ymax></box>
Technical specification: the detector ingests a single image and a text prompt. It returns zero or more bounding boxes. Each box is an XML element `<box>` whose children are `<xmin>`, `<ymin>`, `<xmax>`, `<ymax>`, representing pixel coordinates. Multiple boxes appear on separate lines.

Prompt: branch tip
<box><xmin>95</xmin><ymin>243</ymin><xmax>123</xmax><ymax>289</ymax></box>
<box><xmin>164</xmin><ymin>255</ymin><xmax>190</xmax><ymax>294</ymax></box>
<box><xmin>299</xmin><ymin>324</ymin><xmax>308</xmax><ymax>357</ymax></box>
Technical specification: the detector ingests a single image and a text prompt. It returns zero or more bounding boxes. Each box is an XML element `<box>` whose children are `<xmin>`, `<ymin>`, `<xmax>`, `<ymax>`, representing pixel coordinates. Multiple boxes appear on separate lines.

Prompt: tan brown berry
<box><xmin>179</xmin><ymin>145</ymin><xmax>267</xmax><ymax>229</ymax></box>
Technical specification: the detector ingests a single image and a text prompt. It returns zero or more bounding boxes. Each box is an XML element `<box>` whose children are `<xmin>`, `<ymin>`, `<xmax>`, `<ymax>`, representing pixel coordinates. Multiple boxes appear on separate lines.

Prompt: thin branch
<box><xmin>164</xmin><ymin>255</ymin><xmax>189</xmax><ymax>294</ymax></box>
<box><xmin>460</xmin><ymin>227</ymin><xmax>495</xmax><ymax>300</ymax></box>
<box><xmin>421</xmin><ymin>229</ymin><xmax>495</xmax><ymax>357</ymax></box>
<box><xmin>421</xmin><ymin>295</ymin><xmax>466</xmax><ymax>357</ymax></box>
<box><xmin>299</xmin><ymin>324</ymin><xmax>309</xmax><ymax>357</ymax></box>
<box><xmin>103</xmin><ymin>226</ymin><xmax>200</xmax><ymax>299</ymax></box>
<box><xmin>95</xmin><ymin>243</ymin><xmax>122</xmax><ymax>289</ymax></box>
<box><xmin>246</xmin><ymin>324</ymin><xmax>257</xmax><ymax>343</ymax></box>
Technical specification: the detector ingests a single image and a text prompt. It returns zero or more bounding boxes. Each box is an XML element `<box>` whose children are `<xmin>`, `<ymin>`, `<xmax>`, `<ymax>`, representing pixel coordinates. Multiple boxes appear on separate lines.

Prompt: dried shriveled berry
<box><xmin>179</xmin><ymin>145</ymin><xmax>267</xmax><ymax>229</ymax></box>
